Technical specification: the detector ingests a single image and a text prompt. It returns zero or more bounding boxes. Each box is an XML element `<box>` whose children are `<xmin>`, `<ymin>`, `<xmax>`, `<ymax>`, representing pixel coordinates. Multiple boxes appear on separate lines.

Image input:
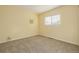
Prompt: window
<box><xmin>44</xmin><ymin>16</ymin><xmax>51</xmax><ymax>25</ymax></box>
<box><xmin>44</xmin><ymin>15</ymin><xmax>60</xmax><ymax>26</ymax></box>
<box><xmin>51</xmin><ymin>15</ymin><xmax>60</xmax><ymax>25</ymax></box>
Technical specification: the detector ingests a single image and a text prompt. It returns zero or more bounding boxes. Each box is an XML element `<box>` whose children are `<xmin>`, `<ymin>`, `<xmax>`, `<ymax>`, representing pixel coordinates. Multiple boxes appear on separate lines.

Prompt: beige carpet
<box><xmin>0</xmin><ymin>35</ymin><xmax>79</xmax><ymax>53</ymax></box>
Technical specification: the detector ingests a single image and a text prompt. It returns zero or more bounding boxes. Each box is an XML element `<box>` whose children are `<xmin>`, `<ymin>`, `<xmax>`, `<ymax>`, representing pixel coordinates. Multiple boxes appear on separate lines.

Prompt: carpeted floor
<box><xmin>0</xmin><ymin>35</ymin><xmax>79</xmax><ymax>53</ymax></box>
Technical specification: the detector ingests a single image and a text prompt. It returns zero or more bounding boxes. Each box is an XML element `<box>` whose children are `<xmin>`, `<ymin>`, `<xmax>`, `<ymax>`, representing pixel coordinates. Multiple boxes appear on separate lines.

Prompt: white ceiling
<box><xmin>23</xmin><ymin>5</ymin><xmax>60</xmax><ymax>14</ymax></box>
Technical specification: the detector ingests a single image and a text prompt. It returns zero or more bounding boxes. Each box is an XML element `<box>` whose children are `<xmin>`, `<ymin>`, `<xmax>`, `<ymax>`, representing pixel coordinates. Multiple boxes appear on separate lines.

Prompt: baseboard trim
<box><xmin>0</xmin><ymin>34</ymin><xmax>39</xmax><ymax>44</ymax></box>
<box><xmin>40</xmin><ymin>35</ymin><xmax>79</xmax><ymax>46</ymax></box>
<box><xmin>0</xmin><ymin>34</ymin><xmax>79</xmax><ymax>47</ymax></box>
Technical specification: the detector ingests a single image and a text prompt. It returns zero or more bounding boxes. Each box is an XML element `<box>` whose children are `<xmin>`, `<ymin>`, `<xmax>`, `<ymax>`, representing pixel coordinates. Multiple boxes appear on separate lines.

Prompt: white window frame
<box><xmin>44</xmin><ymin>15</ymin><xmax>60</xmax><ymax>26</ymax></box>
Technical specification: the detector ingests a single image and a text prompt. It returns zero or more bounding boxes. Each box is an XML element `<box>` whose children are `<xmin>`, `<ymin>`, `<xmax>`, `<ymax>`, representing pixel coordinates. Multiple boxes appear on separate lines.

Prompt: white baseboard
<box><xmin>0</xmin><ymin>34</ymin><xmax>38</xmax><ymax>44</ymax></box>
<box><xmin>40</xmin><ymin>34</ymin><xmax>79</xmax><ymax>46</ymax></box>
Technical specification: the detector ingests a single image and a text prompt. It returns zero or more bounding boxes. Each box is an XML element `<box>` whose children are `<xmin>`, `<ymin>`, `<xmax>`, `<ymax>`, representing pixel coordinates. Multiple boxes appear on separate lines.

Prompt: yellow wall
<box><xmin>0</xmin><ymin>5</ymin><xmax>79</xmax><ymax>46</ymax></box>
<box><xmin>39</xmin><ymin>6</ymin><xmax>79</xmax><ymax>45</ymax></box>
<box><xmin>0</xmin><ymin>6</ymin><xmax>38</xmax><ymax>43</ymax></box>
<box><xmin>78</xmin><ymin>6</ymin><xmax>79</xmax><ymax>42</ymax></box>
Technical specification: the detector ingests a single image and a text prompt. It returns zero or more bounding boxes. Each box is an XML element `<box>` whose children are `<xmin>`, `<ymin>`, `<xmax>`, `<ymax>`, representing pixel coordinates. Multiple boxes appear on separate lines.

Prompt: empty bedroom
<box><xmin>0</xmin><ymin>5</ymin><xmax>79</xmax><ymax>53</ymax></box>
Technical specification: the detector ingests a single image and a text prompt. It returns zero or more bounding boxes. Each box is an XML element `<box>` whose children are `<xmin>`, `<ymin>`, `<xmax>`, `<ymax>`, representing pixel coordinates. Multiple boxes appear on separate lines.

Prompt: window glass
<box><xmin>44</xmin><ymin>16</ymin><xmax>52</xmax><ymax>25</ymax></box>
<box><xmin>51</xmin><ymin>15</ymin><xmax>60</xmax><ymax>25</ymax></box>
<box><xmin>44</xmin><ymin>15</ymin><xmax>60</xmax><ymax>26</ymax></box>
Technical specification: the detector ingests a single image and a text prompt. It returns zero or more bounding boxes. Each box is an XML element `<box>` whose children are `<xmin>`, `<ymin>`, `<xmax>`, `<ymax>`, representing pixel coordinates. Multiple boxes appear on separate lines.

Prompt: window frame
<box><xmin>44</xmin><ymin>14</ymin><xmax>60</xmax><ymax>26</ymax></box>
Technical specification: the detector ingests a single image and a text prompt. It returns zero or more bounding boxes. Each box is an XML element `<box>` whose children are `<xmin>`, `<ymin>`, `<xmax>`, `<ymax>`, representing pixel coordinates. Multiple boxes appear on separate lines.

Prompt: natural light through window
<box><xmin>44</xmin><ymin>15</ymin><xmax>60</xmax><ymax>26</ymax></box>
<box><xmin>44</xmin><ymin>16</ymin><xmax>51</xmax><ymax>25</ymax></box>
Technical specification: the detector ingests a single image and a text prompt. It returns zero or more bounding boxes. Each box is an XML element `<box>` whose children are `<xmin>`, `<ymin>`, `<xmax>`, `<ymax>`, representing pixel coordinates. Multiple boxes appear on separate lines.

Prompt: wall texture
<box><xmin>77</xmin><ymin>6</ymin><xmax>79</xmax><ymax>43</ymax></box>
<box><xmin>39</xmin><ymin>6</ymin><xmax>79</xmax><ymax>45</ymax></box>
<box><xmin>0</xmin><ymin>5</ymin><xmax>79</xmax><ymax>46</ymax></box>
<box><xmin>0</xmin><ymin>6</ymin><xmax>38</xmax><ymax>43</ymax></box>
